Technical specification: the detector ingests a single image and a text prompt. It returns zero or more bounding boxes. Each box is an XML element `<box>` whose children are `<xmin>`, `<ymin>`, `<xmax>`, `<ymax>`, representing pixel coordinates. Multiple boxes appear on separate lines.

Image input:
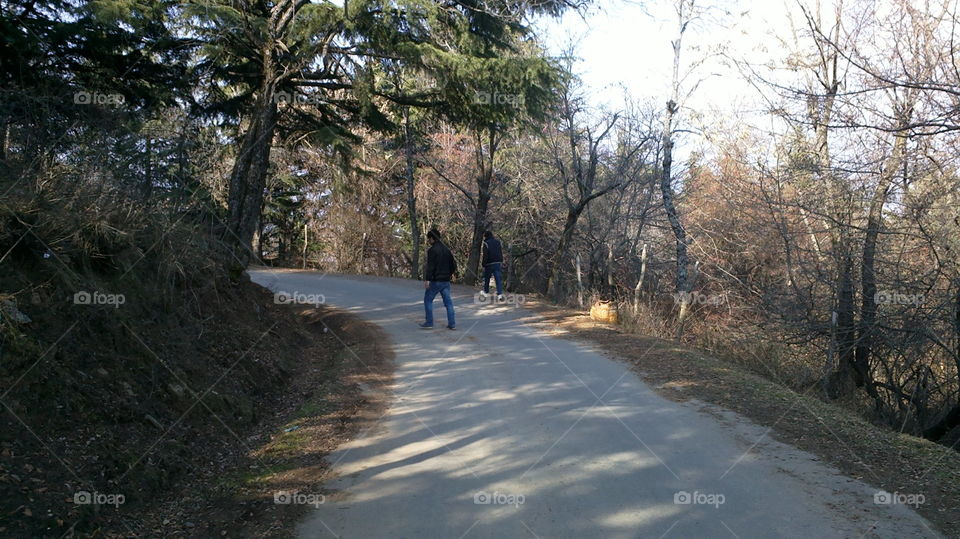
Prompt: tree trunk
<box><xmin>504</xmin><ymin>244</ymin><xmax>513</xmax><ymax>291</ymax></box>
<box><xmin>855</xmin><ymin>132</ymin><xmax>907</xmax><ymax>399</ymax></box>
<box><xmin>302</xmin><ymin>222</ymin><xmax>308</xmax><ymax>269</ymax></box>
<box><xmin>660</xmin><ymin>98</ymin><xmax>691</xmax><ymax>338</ymax></box>
<box><xmin>256</xmin><ymin>220</ymin><xmax>265</xmax><ymax>261</ymax></box>
<box><xmin>634</xmin><ymin>243</ymin><xmax>647</xmax><ymax>315</ymax></box>
<box><xmin>404</xmin><ymin>108</ymin><xmax>421</xmax><ymax>280</ymax></box>
<box><xmin>464</xmin><ymin>127</ymin><xmax>497</xmax><ymax>284</ymax></box>
<box><xmin>464</xmin><ymin>182</ymin><xmax>491</xmax><ymax>284</ymax></box>
<box><xmin>606</xmin><ymin>241</ymin><xmax>614</xmax><ymax>295</ymax></box>
<box><xmin>575</xmin><ymin>253</ymin><xmax>584</xmax><ymax>307</ymax></box>
<box><xmin>546</xmin><ymin>206</ymin><xmax>581</xmax><ymax>297</ymax></box>
<box><xmin>822</xmin><ymin>309</ymin><xmax>838</xmax><ymax>398</ymax></box>
<box><xmin>828</xmin><ymin>249</ymin><xmax>859</xmax><ymax>398</ymax></box>
<box><xmin>226</xmin><ymin>0</ymin><xmax>301</xmax><ymax>264</ymax></box>
<box><xmin>661</xmin><ymin>4</ymin><xmax>693</xmax><ymax>340</ymax></box>
<box><xmin>806</xmin><ymin>20</ymin><xmax>846</xmax><ymax>396</ymax></box>
<box><xmin>227</xmin><ymin>75</ymin><xmax>279</xmax><ymax>263</ymax></box>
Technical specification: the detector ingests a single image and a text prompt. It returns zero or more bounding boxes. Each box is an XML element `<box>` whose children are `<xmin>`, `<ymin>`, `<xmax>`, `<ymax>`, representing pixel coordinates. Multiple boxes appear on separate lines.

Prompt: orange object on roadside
<box><xmin>590</xmin><ymin>300</ymin><xmax>619</xmax><ymax>324</ymax></box>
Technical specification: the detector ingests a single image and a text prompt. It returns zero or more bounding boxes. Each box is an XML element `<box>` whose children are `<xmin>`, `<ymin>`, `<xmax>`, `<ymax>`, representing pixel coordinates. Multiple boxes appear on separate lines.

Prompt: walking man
<box><xmin>421</xmin><ymin>228</ymin><xmax>457</xmax><ymax>330</ymax></box>
<box><xmin>479</xmin><ymin>230</ymin><xmax>505</xmax><ymax>302</ymax></box>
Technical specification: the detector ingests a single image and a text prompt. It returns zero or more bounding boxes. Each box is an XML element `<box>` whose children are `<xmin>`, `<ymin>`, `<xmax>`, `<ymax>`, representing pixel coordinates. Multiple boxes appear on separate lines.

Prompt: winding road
<box><xmin>248</xmin><ymin>269</ymin><xmax>938</xmax><ymax>539</ymax></box>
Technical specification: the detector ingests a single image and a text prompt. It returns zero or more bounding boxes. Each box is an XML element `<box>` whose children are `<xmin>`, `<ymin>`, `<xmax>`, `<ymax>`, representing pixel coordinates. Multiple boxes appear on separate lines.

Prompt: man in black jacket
<box><xmin>480</xmin><ymin>230</ymin><xmax>505</xmax><ymax>301</ymax></box>
<box><xmin>421</xmin><ymin>228</ymin><xmax>457</xmax><ymax>329</ymax></box>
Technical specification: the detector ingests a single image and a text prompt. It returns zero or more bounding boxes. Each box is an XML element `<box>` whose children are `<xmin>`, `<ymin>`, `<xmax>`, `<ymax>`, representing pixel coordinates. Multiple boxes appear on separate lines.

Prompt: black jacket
<box><xmin>425</xmin><ymin>241</ymin><xmax>457</xmax><ymax>282</ymax></box>
<box><xmin>482</xmin><ymin>237</ymin><xmax>503</xmax><ymax>265</ymax></box>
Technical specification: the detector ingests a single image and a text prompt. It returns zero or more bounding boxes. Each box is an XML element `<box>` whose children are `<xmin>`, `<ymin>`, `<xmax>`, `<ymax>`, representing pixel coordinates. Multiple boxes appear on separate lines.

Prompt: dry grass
<box><xmin>0</xmin><ymin>179</ymin><xmax>397</xmax><ymax>537</ymax></box>
<box><xmin>132</xmin><ymin>306</ymin><xmax>394</xmax><ymax>538</ymax></box>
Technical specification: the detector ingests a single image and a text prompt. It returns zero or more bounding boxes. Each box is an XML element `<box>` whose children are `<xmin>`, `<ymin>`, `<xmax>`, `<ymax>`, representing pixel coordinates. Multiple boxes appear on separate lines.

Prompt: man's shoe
<box><xmin>497</xmin><ymin>294</ymin><xmax>505</xmax><ymax>302</ymax></box>
<box><xmin>419</xmin><ymin>323</ymin><xmax>434</xmax><ymax>329</ymax></box>
<box><xmin>447</xmin><ymin>325</ymin><xmax>456</xmax><ymax>330</ymax></box>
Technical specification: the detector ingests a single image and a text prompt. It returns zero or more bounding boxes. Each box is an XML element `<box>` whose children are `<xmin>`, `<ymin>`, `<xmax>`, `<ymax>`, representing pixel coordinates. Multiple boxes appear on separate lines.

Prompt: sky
<box><xmin>531</xmin><ymin>0</ymin><xmax>807</xmax><ymax>136</ymax></box>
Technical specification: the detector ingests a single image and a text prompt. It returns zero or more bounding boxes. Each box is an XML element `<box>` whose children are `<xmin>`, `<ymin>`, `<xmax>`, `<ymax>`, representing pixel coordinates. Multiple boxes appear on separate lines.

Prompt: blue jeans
<box><xmin>424</xmin><ymin>281</ymin><xmax>455</xmax><ymax>327</ymax></box>
<box><xmin>483</xmin><ymin>262</ymin><xmax>503</xmax><ymax>295</ymax></box>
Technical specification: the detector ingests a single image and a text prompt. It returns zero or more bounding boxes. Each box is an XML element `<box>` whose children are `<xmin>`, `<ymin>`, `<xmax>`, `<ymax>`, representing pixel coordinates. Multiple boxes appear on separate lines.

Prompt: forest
<box><xmin>1</xmin><ymin>0</ymin><xmax>960</xmax><ymax>536</ymax></box>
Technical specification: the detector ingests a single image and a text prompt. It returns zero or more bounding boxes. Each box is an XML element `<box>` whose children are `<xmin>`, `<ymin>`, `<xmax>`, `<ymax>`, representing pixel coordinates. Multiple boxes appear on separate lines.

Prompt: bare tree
<box><xmin>660</xmin><ymin>0</ymin><xmax>696</xmax><ymax>338</ymax></box>
<box><xmin>538</xmin><ymin>69</ymin><xmax>651</xmax><ymax>299</ymax></box>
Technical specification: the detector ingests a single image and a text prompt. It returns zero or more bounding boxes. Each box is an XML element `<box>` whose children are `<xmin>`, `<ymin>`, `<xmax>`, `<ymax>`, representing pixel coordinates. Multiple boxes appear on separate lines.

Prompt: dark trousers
<box><xmin>483</xmin><ymin>262</ymin><xmax>503</xmax><ymax>295</ymax></box>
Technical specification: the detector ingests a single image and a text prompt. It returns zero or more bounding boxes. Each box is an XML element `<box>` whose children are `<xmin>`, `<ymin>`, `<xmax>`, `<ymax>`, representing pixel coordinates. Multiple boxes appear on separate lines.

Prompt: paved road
<box><xmin>249</xmin><ymin>269</ymin><xmax>938</xmax><ymax>539</ymax></box>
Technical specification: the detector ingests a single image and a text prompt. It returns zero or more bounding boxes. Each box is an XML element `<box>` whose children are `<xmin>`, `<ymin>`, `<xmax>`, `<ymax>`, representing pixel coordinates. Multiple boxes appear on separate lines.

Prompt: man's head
<box><xmin>427</xmin><ymin>228</ymin><xmax>441</xmax><ymax>244</ymax></box>
<box><xmin>483</xmin><ymin>230</ymin><xmax>494</xmax><ymax>240</ymax></box>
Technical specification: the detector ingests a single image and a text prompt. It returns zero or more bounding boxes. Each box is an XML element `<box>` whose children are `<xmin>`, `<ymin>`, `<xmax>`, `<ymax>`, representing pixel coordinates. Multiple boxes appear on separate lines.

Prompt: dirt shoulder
<box><xmin>132</xmin><ymin>305</ymin><xmax>393</xmax><ymax>538</ymax></box>
<box><xmin>517</xmin><ymin>299</ymin><xmax>960</xmax><ymax>538</ymax></box>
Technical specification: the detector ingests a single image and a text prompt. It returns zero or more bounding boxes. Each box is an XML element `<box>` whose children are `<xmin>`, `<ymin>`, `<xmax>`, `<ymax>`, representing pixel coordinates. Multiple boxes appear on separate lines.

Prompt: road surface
<box><xmin>249</xmin><ymin>269</ymin><xmax>938</xmax><ymax>539</ymax></box>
